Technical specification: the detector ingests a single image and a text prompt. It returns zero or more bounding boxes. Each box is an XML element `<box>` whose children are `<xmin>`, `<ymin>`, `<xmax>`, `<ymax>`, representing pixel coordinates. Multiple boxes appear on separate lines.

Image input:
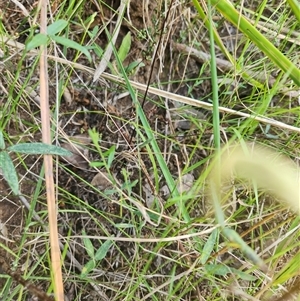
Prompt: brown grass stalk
<box><xmin>39</xmin><ymin>0</ymin><xmax>64</xmax><ymax>300</ymax></box>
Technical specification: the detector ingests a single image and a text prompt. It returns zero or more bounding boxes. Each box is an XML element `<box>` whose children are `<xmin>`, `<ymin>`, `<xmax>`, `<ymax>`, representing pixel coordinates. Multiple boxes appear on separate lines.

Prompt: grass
<box><xmin>0</xmin><ymin>0</ymin><xmax>299</xmax><ymax>301</ymax></box>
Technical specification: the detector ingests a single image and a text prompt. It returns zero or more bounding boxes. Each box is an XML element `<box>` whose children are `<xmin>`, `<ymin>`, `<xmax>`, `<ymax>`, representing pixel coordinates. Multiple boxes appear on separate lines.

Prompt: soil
<box><xmin>0</xmin><ymin>179</ymin><xmax>23</xmax><ymax>273</ymax></box>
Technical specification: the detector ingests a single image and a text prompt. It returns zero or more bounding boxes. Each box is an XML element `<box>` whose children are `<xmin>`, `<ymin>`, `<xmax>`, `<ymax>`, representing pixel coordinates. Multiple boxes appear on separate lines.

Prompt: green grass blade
<box><xmin>105</xmin><ymin>29</ymin><xmax>191</xmax><ymax>222</ymax></box>
<box><xmin>286</xmin><ymin>0</ymin><xmax>300</xmax><ymax>23</ymax></box>
<box><xmin>191</xmin><ymin>0</ymin><xmax>264</xmax><ymax>88</ymax></box>
<box><xmin>210</xmin><ymin>0</ymin><xmax>300</xmax><ymax>86</ymax></box>
<box><xmin>208</xmin><ymin>1</ymin><xmax>221</xmax><ymax>152</ymax></box>
<box><xmin>223</xmin><ymin>228</ymin><xmax>267</xmax><ymax>271</ymax></box>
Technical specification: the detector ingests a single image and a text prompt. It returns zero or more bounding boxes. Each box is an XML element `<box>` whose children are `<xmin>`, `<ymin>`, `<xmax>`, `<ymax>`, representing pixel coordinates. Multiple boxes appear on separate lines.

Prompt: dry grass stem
<box><xmin>39</xmin><ymin>0</ymin><xmax>64</xmax><ymax>300</ymax></box>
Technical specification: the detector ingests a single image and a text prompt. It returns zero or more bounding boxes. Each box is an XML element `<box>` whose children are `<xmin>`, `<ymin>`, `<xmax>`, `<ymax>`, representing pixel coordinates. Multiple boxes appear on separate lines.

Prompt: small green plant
<box><xmin>89</xmin><ymin>28</ymin><xmax>142</xmax><ymax>76</ymax></box>
<box><xmin>0</xmin><ymin>131</ymin><xmax>71</xmax><ymax>195</ymax></box>
<box><xmin>80</xmin><ymin>230</ymin><xmax>113</xmax><ymax>278</ymax></box>
<box><xmin>88</xmin><ymin>128</ymin><xmax>116</xmax><ymax>170</ymax></box>
<box><xmin>26</xmin><ymin>19</ymin><xmax>92</xmax><ymax>61</ymax></box>
<box><xmin>88</xmin><ymin>129</ymin><xmax>138</xmax><ymax>196</ymax></box>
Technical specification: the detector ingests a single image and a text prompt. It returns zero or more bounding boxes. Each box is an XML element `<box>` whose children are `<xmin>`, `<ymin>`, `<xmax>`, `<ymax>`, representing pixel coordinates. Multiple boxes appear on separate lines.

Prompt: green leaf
<box><xmin>50</xmin><ymin>35</ymin><xmax>92</xmax><ymax>62</ymax></box>
<box><xmin>231</xmin><ymin>268</ymin><xmax>256</xmax><ymax>281</ymax></box>
<box><xmin>90</xmin><ymin>45</ymin><xmax>104</xmax><ymax>58</ymax></box>
<box><xmin>286</xmin><ymin>0</ymin><xmax>300</xmax><ymax>23</ymax></box>
<box><xmin>82</xmin><ymin>230</ymin><xmax>95</xmax><ymax>258</ymax></box>
<box><xmin>205</xmin><ymin>264</ymin><xmax>256</xmax><ymax>281</ymax></box>
<box><xmin>88</xmin><ymin>128</ymin><xmax>100</xmax><ymax>145</ymax></box>
<box><xmin>205</xmin><ymin>263</ymin><xmax>231</xmax><ymax>276</ymax></box>
<box><xmin>47</xmin><ymin>20</ymin><xmax>68</xmax><ymax>35</ymax></box>
<box><xmin>84</xmin><ymin>12</ymin><xmax>97</xmax><ymax>30</ymax></box>
<box><xmin>0</xmin><ymin>151</ymin><xmax>19</xmax><ymax>195</ymax></box>
<box><xmin>94</xmin><ymin>240</ymin><xmax>113</xmax><ymax>261</ymax></box>
<box><xmin>80</xmin><ymin>259</ymin><xmax>96</xmax><ymax>278</ymax></box>
<box><xmin>88</xmin><ymin>128</ymin><xmax>103</xmax><ymax>155</ymax></box>
<box><xmin>8</xmin><ymin>143</ymin><xmax>72</xmax><ymax>156</ymax></box>
<box><xmin>223</xmin><ymin>227</ymin><xmax>267</xmax><ymax>271</ymax></box>
<box><xmin>91</xmin><ymin>25</ymin><xmax>99</xmax><ymax>38</ymax></box>
<box><xmin>26</xmin><ymin>33</ymin><xmax>48</xmax><ymax>51</ymax></box>
<box><xmin>126</xmin><ymin>60</ymin><xmax>145</xmax><ymax>74</ymax></box>
<box><xmin>120</xmin><ymin>179</ymin><xmax>138</xmax><ymax>194</ymax></box>
<box><xmin>89</xmin><ymin>161</ymin><xmax>105</xmax><ymax>168</ymax></box>
<box><xmin>200</xmin><ymin>229</ymin><xmax>218</xmax><ymax>264</ymax></box>
<box><xmin>106</xmin><ymin>145</ymin><xmax>116</xmax><ymax>168</ymax></box>
<box><xmin>114</xmin><ymin>223</ymin><xmax>134</xmax><ymax>229</ymax></box>
<box><xmin>0</xmin><ymin>131</ymin><xmax>5</xmax><ymax>149</ymax></box>
<box><xmin>117</xmin><ymin>32</ymin><xmax>131</xmax><ymax>63</ymax></box>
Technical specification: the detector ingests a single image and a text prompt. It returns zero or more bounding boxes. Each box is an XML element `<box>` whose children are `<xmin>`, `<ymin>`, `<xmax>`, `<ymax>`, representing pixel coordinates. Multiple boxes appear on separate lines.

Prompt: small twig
<box><xmin>5</xmin><ymin>267</ymin><xmax>53</xmax><ymax>301</ymax></box>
